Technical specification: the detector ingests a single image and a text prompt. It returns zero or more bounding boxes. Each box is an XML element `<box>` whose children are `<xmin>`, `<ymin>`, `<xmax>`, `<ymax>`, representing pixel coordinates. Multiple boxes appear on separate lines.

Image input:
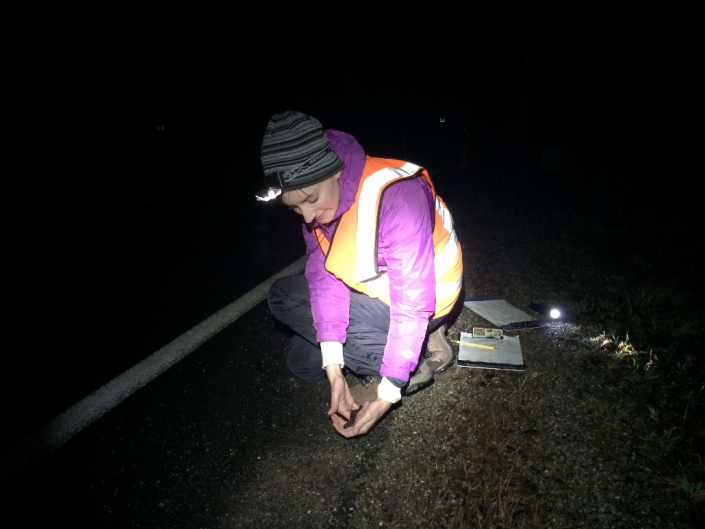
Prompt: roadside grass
<box><xmin>562</xmin><ymin>218</ymin><xmax>705</xmax><ymax>512</ymax></box>
<box><xmin>436</xmin><ymin>195</ymin><xmax>705</xmax><ymax>527</ymax></box>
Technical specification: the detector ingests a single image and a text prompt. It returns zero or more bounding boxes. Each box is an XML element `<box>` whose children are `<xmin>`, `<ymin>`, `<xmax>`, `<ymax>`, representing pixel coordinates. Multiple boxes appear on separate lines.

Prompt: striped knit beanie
<box><xmin>259</xmin><ymin>111</ymin><xmax>343</xmax><ymax>196</ymax></box>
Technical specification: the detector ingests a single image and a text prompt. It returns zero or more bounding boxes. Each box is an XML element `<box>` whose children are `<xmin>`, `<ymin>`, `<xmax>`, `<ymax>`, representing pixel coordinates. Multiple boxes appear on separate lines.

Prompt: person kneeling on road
<box><xmin>257</xmin><ymin>111</ymin><xmax>464</xmax><ymax>438</ymax></box>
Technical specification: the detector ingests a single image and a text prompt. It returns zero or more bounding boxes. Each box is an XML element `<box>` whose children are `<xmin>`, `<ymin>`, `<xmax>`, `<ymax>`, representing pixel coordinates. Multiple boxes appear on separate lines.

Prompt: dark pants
<box><xmin>267</xmin><ymin>273</ymin><xmax>451</xmax><ymax>382</ymax></box>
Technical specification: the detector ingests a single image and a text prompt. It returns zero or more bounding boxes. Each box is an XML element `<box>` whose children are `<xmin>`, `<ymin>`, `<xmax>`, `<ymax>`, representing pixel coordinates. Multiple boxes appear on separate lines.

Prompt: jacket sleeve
<box><xmin>302</xmin><ymin>224</ymin><xmax>350</xmax><ymax>344</ymax></box>
<box><xmin>377</xmin><ymin>177</ymin><xmax>436</xmax><ymax>381</ymax></box>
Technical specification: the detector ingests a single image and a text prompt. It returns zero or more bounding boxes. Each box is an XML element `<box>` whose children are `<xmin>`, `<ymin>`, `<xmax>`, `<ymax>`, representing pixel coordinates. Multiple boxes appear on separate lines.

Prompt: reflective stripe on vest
<box><xmin>356</xmin><ymin>162</ymin><xmax>422</xmax><ymax>280</ymax></box>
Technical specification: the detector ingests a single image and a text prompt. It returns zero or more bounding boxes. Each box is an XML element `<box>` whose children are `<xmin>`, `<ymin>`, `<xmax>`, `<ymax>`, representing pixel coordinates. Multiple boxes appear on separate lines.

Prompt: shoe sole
<box><xmin>405</xmin><ymin>377</ymin><xmax>433</xmax><ymax>395</ymax></box>
<box><xmin>406</xmin><ymin>355</ymin><xmax>455</xmax><ymax>395</ymax></box>
<box><xmin>433</xmin><ymin>353</ymin><xmax>456</xmax><ymax>375</ymax></box>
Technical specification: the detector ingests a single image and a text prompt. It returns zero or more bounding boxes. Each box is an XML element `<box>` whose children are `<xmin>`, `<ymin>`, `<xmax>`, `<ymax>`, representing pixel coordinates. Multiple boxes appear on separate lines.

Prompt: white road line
<box><xmin>1</xmin><ymin>255</ymin><xmax>306</xmax><ymax>477</ymax></box>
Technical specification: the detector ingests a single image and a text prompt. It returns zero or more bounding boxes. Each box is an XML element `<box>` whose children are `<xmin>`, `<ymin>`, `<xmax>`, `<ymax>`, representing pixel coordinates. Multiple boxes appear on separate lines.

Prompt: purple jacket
<box><xmin>303</xmin><ymin>129</ymin><xmax>437</xmax><ymax>381</ymax></box>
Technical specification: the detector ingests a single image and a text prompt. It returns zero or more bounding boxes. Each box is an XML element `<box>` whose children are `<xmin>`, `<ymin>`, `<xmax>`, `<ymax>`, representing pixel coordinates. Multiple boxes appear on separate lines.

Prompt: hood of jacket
<box><xmin>325</xmin><ymin>129</ymin><xmax>366</xmax><ymax>221</ymax></box>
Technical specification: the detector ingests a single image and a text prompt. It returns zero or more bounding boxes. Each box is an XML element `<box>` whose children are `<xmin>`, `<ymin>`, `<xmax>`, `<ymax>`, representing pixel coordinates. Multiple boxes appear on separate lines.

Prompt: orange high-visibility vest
<box><xmin>312</xmin><ymin>157</ymin><xmax>463</xmax><ymax>318</ymax></box>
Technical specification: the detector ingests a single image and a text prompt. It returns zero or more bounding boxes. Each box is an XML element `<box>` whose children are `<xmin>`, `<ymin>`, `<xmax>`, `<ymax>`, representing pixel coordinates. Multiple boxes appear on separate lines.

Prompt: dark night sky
<box><xmin>4</xmin><ymin>1</ymin><xmax>702</xmax><ymax>186</ymax></box>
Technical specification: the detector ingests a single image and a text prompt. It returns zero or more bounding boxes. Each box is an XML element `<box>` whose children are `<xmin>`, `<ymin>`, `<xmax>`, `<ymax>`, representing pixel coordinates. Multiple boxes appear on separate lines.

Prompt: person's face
<box><xmin>281</xmin><ymin>171</ymin><xmax>342</xmax><ymax>225</ymax></box>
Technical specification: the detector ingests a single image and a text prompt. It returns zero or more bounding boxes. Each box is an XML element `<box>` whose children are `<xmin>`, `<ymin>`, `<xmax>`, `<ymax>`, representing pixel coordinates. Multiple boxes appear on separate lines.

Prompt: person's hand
<box><xmin>331</xmin><ymin>398</ymin><xmax>393</xmax><ymax>438</ymax></box>
<box><xmin>325</xmin><ymin>365</ymin><xmax>358</xmax><ymax>419</ymax></box>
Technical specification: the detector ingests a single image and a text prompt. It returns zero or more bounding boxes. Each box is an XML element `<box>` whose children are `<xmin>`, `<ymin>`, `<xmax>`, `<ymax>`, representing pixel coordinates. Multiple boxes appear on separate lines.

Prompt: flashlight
<box><xmin>530</xmin><ymin>302</ymin><xmax>563</xmax><ymax>320</ymax></box>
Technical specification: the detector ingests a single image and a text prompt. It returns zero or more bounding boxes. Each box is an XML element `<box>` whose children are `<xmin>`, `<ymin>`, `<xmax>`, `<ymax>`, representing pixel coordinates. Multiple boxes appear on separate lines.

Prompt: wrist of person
<box><xmin>377</xmin><ymin>377</ymin><xmax>402</xmax><ymax>404</ymax></box>
<box><xmin>324</xmin><ymin>364</ymin><xmax>344</xmax><ymax>382</ymax></box>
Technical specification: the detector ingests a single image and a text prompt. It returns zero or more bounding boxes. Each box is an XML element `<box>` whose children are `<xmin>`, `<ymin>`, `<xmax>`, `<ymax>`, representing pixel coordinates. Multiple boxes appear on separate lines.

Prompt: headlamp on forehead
<box><xmin>255</xmin><ymin>187</ymin><xmax>282</xmax><ymax>202</ymax></box>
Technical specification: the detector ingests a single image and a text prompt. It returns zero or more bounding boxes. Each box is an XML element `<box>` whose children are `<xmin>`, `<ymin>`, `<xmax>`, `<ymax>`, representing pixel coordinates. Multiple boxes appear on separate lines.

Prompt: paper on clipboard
<box><xmin>463</xmin><ymin>298</ymin><xmax>548</xmax><ymax>331</ymax></box>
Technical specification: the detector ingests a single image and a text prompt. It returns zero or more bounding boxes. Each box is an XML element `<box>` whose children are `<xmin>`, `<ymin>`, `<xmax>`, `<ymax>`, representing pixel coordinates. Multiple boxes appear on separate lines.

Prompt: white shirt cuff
<box><xmin>320</xmin><ymin>341</ymin><xmax>344</xmax><ymax>369</ymax></box>
<box><xmin>377</xmin><ymin>377</ymin><xmax>402</xmax><ymax>404</ymax></box>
